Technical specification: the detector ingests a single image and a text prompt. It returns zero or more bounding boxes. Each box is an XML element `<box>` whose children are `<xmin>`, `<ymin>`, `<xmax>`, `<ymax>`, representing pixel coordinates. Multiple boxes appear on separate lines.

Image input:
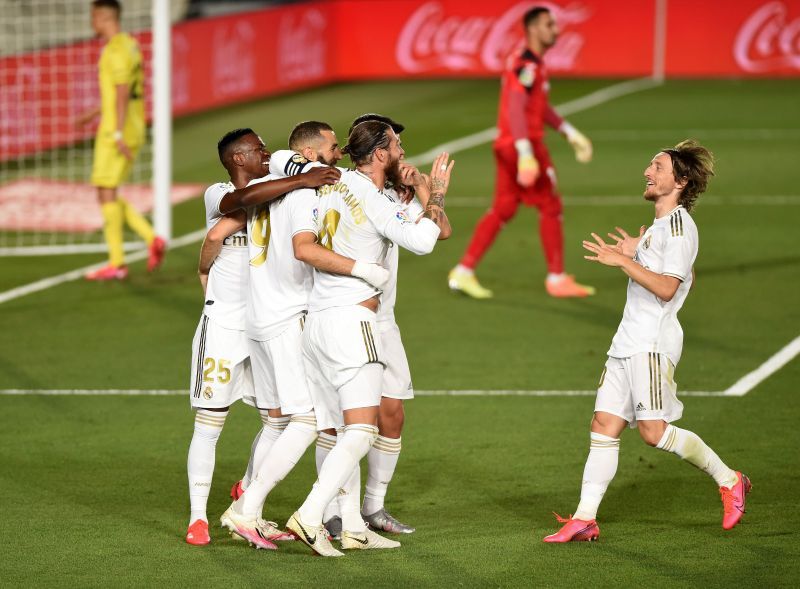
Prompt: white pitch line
<box><xmin>0</xmin><ymin>388</ymin><xmax>724</xmax><ymax>397</ymax></box>
<box><xmin>0</xmin><ymin>228</ymin><xmax>205</xmax><ymax>305</ymax></box>
<box><xmin>405</xmin><ymin>77</ymin><xmax>662</xmax><ymax>167</ymax></box>
<box><xmin>723</xmin><ymin>335</ymin><xmax>800</xmax><ymax>396</ymax></box>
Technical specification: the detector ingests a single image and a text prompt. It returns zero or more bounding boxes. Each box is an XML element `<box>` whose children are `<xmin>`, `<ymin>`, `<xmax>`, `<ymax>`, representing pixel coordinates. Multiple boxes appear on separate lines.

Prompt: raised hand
<box><xmin>583</xmin><ymin>232</ymin><xmax>628</xmax><ymax>267</ymax></box>
<box><xmin>302</xmin><ymin>165</ymin><xmax>341</xmax><ymax>188</ymax></box>
<box><xmin>400</xmin><ymin>163</ymin><xmax>424</xmax><ymax>187</ymax></box>
<box><xmin>607</xmin><ymin>225</ymin><xmax>646</xmax><ymax>258</ymax></box>
<box><xmin>429</xmin><ymin>152</ymin><xmax>455</xmax><ymax>196</ymax></box>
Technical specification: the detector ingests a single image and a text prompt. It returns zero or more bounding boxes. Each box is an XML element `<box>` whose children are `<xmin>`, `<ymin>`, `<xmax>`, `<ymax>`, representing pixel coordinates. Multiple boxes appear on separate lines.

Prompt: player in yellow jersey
<box><xmin>78</xmin><ymin>0</ymin><xmax>165</xmax><ymax>280</ymax></box>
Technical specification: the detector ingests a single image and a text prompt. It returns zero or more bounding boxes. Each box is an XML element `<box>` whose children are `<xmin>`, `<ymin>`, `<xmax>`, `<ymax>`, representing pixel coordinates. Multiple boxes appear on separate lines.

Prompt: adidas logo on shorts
<box><xmin>635</xmin><ymin>402</ymin><xmax>646</xmax><ymax>412</ymax></box>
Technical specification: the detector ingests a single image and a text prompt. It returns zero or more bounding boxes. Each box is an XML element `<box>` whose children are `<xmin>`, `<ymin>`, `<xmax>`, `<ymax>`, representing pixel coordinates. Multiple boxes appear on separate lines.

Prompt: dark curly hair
<box><xmin>662</xmin><ymin>139</ymin><xmax>715</xmax><ymax>213</ymax></box>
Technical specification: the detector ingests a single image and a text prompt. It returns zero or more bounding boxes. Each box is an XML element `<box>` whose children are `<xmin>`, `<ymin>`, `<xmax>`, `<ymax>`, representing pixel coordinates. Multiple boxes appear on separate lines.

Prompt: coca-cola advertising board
<box><xmin>2</xmin><ymin>0</ymin><xmax>798</xmax><ymax>162</ymax></box>
<box><xmin>337</xmin><ymin>0</ymin><xmax>656</xmax><ymax>78</ymax></box>
<box><xmin>668</xmin><ymin>0</ymin><xmax>800</xmax><ymax>76</ymax></box>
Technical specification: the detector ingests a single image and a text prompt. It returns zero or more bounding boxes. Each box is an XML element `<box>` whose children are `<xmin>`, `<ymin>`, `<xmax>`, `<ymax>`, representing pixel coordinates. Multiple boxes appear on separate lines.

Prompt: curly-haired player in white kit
<box><xmin>544</xmin><ymin>140</ymin><xmax>750</xmax><ymax>543</ymax></box>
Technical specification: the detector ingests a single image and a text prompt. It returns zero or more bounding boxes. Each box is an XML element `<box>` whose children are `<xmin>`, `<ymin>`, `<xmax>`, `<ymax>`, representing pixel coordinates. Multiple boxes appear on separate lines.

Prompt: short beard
<box><xmin>316</xmin><ymin>154</ymin><xmax>335</xmax><ymax>166</ymax></box>
<box><xmin>385</xmin><ymin>157</ymin><xmax>403</xmax><ymax>187</ymax></box>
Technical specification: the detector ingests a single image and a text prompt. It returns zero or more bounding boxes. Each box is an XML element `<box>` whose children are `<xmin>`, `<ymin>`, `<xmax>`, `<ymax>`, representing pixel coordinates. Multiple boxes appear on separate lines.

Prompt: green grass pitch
<box><xmin>1</xmin><ymin>78</ymin><xmax>799</xmax><ymax>587</ymax></box>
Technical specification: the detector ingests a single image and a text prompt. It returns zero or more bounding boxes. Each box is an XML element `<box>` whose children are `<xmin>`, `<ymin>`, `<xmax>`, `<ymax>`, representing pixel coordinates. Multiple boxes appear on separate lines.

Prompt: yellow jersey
<box><xmin>98</xmin><ymin>32</ymin><xmax>145</xmax><ymax>145</ymax></box>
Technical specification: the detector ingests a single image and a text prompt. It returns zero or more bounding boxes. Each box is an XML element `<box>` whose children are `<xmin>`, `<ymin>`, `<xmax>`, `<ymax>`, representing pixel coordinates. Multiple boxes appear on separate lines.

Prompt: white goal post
<box><xmin>0</xmin><ymin>0</ymin><xmax>179</xmax><ymax>256</ymax></box>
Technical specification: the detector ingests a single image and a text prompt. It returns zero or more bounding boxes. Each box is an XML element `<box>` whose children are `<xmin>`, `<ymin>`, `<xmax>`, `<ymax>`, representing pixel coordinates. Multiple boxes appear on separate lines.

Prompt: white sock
<box><xmin>235</xmin><ymin>412</ymin><xmax>318</xmax><ymax>518</ymax></box>
<box><xmin>657</xmin><ymin>425</ymin><xmax>738</xmax><ymax>487</ymax></box>
<box><xmin>547</xmin><ymin>272</ymin><xmax>567</xmax><ymax>283</ymax></box>
<box><xmin>242</xmin><ymin>412</ymin><xmax>288</xmax><ymax>490</ymax></box>
<box><xmin>298</xmin><ymin>424</ymin><xmax>378</xmax><ymax>526</ymax></box>
<box><xmin>574</xmin><ymin>432</ymin><xmax>620</xmax><ymax>521</ymax></box>
<box><xmin>315</xmin><ymin>432</ymin><xmax>340</xmax><ymax>522</ymax></box>
<box><xmin>338</xmin><ymin>463</ymin><xmax>368</xmax><ymax>533</ymax></box>
<box><xmin>187</xmin><ymin>409</ymin><xmax>227</xmax><ymax>524</ymax></box>
<box><xmin>363</xmin><ymin>435</ymin><xmax>401</xmax><ymax>515</ymax></box>
<box><xmin>455</xmin><ymin>264</ymin><xmax>473</xmax><ymax>275</ymax></box>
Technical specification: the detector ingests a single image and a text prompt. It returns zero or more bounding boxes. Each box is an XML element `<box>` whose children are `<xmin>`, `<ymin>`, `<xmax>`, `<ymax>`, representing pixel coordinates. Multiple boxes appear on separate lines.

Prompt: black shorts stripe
<box><xmin>360</xmin><ymin>321</ymin><xmax>378</xmax><ymax>362</ymax></box>
<box><xmin>193</xmin><ymin>316</ymin><xmax>209</xmax><ymax>398</ymax></box>
<box><xmin>366</xmin><ymin>322</ymin><xmax>378</xmax><ymax>362</ymax></box>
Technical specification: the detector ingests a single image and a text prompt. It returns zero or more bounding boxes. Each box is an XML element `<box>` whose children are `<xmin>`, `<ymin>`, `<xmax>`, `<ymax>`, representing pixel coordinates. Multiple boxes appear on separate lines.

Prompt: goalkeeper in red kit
<box><xmin>449</xmin><ymin>6</ymin><xmax>594</xmax><ymax>299</ymax></box>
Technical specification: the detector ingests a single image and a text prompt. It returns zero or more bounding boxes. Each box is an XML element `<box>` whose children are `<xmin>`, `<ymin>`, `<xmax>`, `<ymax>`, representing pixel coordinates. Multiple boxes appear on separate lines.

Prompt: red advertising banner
<box><xmin>335</xmin><ymin>0</ymin><xmax>656</xmax><ymax>78</ymax></box>
<box><xmin>170</xmin><ymin>3</ymin><xmax>335</xmax><ymax>117</ymax></box>
<box><xmin>2</xmin><ymin>0</ymin><xmax>798</xmax><ymax>162</ymax></box>
<box><xmin>667</xmin><ymin>0</ymin><xmax>800</xmax><ymax>76</ymax></box>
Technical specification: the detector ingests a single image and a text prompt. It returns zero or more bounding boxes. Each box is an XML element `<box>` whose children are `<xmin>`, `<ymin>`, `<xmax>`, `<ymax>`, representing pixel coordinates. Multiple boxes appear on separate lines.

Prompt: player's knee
<box><xmin>538</xmin><ymin>197</ymin><xmax>563</xmax><ymax>218</ymax></box>
<box><xmin>378</xmin><ymin>399</ymin><xmax>404</xmax><ymax>437</ymax></box>
<box><xmin>638</xmin><ymin>421</ymin><xmax>667</xmax><ymax>447</ymax></box>
<box><xmin>493</xmin><ymin>200</ymin><xmax>519</xmax><ymax>222</ymax></box>
<box><xmin>340</xmin><ymin>423</ymin><xmax>380</xmax><ymax>458</ymax></box>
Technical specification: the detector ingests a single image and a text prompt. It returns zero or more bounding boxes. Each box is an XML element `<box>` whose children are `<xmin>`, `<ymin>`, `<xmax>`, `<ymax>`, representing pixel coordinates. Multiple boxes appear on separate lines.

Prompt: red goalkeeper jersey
<box><xmin>496</xmin><ymin>47</ymin><xmax>563</xmax><ymax>147</ymax></box>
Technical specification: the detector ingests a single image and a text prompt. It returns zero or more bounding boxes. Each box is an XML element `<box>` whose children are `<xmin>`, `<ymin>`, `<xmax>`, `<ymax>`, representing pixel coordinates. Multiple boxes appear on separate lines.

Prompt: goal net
<box><xmin>0</xmin><ymin>0</ymin><xmax>184</xmax><ymax>256</ymax></box>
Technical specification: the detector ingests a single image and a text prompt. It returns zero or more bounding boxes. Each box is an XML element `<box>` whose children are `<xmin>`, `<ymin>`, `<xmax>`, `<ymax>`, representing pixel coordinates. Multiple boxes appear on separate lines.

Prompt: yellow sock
<box><xmin>119</xmin><ymin>197</ymin><xmax>155</xmax><ymax>245</ymax></box>
<box><xmin>101</xmin><ymin>201</ymin><xmax>125</xmax><ymax>267</ymax></box>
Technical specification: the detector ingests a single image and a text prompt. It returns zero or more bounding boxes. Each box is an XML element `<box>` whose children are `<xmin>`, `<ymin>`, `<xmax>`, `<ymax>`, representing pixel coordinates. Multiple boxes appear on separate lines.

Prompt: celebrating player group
<box><xmin>181</xmin><ymin>5</ymin><xmax>749</xmax><ymax>556</ymax></box>
<box><xmin>185</xmin><ymin>115</ymin><xmax>452</xmax><ymax>556</ymax></box>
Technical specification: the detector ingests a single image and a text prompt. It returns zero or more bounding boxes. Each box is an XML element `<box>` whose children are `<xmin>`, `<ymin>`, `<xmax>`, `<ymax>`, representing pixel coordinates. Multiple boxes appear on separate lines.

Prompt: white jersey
<box><xmin>310</xmin><ymin>169</ymin><xmax>440</xmax><ymax>312</ymax></box>
<box><xmin>202</xmin><ymin>182</ymin><xmax>249</xmax><ymax>330</ymax></box>
<box><xmin>608</xmin><ymin>205</ymin><xmax>698</xmax><ymax>365</ymax></box>
<box><xmin>377</xmin><ymin>188</ymin><xmax>424</xmax><ymax>324</ymax></box>
<box><xmin>245</xmin><ymin>175</ymin><xmax>318</xmax><ymax>341</ymax></box>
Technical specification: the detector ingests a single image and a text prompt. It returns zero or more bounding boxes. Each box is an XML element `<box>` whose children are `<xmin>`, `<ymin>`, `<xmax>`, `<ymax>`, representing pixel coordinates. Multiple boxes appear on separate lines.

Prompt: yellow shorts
<box><xmin>90</xmin><ymin>132</ymin><xmax>142</xmax><ymax>189</ymax></box>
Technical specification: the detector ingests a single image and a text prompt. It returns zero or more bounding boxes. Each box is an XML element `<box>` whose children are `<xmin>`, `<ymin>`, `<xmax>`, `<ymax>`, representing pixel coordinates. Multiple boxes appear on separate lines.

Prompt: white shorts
<box><xmin>595</xmin><ymin>353</ymin><xmax>684</xmax><ymax>428</ymax></box>
<box><xmin>190</xmin><ymin>315</ymin><xmax>256</xmax><ymax>409</ymax></box>
<box><xmin>302</xmin><ymin>305</ymin><xmax>384</xmax><ymax>430</ymax></box>
<box><xmin>377</xmin><ymin>320</ymin><xmax>413</xmax><ymax>400</ymax></box>
<box><xmin>249</xmin><ymin>316</ymin><xmax>314</xmax><ymax>415</ymax></box>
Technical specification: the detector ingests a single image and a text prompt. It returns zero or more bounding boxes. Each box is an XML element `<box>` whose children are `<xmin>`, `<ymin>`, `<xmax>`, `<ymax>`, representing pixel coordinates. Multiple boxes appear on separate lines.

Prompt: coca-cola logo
<box><xmin>734</xmin><ymin>1</ymin><xmax>800</xmax><ymax>72</ymax></box>
<box><xmin>396</xmin><ymin>1</ymin><xmax>589</xmax><ymax>74</ymax></box>
<box><xmin>277</xmin><ymin>9</ymin><xmax>327</xmax><ymax>84</ymax></box>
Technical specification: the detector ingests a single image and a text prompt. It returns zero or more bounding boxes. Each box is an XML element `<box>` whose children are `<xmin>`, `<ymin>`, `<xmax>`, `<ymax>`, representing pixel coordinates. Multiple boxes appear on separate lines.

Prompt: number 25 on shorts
<box><xmin>202</xmin><ymin>358</ymin><xmax>231</xmax><ymax>384</ymax></box>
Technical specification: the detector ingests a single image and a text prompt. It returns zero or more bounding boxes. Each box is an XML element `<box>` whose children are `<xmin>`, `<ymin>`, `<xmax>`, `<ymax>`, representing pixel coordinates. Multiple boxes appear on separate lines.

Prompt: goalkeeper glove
<box><xmin>351</xmin><ymin>261</ymin><xmax>390</xmax><ymax>289</ymax></box>
<box><xmin>561</xmin><ymin>122</ymin><xmax>593</xmax><ymax>163</ymax></box>
<box><xmin>514</xmin><ymin>139</ymin><xmax>539</xmax><ymax>187</ymax></box>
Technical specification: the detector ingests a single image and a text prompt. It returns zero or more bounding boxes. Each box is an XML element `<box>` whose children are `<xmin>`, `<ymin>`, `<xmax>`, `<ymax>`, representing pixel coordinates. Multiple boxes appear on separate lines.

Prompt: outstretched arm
<box><xmin>583</xmin><ymin>233</ymin><xmax>681</xmax><ymax>301</ymax></box>
<box><xmin>218</xmin><ymin>166</ymin><xmax>341</xmax><ymax>215</ymax></box>
<box><xmin>198</xmin><ymin>212</ymin><xmax>246</xmax><ymax>294</ymax></box>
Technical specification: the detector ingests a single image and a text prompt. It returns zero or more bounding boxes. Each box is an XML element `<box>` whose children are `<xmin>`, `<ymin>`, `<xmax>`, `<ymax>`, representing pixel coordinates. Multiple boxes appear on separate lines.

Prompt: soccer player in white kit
<box><xmin>544</xmin><ymin>140</ymin><xmax>751</xmax><ymax>543</ymax></box>
<box><xmin>285</xmin><ymin>121</ymin><xmax>453</xmax><ymax>557</ymax></box>
<box><xmin>186</xmin><ymin>128</ymin><xmax>341</xmax><ymax>546</ymax></box>
<box><xmin>219</xmin><ymin>122</ymin><xmax>390</xmax><ymax>550</ymax></box>
<box><xmin>307</xmin><ymin>114</ymin><xmax>452</xmax><ymax>538</ymax></box>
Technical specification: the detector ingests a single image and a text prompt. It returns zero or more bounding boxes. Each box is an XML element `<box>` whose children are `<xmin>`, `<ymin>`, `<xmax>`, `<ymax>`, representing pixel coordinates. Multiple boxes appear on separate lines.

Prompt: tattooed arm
<box><xmin>422</xmin><ymin>152</ymin><xmax>453</xmax><ymax>239</ymax></box>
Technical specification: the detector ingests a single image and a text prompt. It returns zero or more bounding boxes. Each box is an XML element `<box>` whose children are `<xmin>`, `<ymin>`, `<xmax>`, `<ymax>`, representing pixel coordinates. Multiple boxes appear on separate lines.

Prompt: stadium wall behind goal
<box><xmin>2</xmin><ymin>0</ymin><xmax>798</xmax><ymax>160</ymax></box>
